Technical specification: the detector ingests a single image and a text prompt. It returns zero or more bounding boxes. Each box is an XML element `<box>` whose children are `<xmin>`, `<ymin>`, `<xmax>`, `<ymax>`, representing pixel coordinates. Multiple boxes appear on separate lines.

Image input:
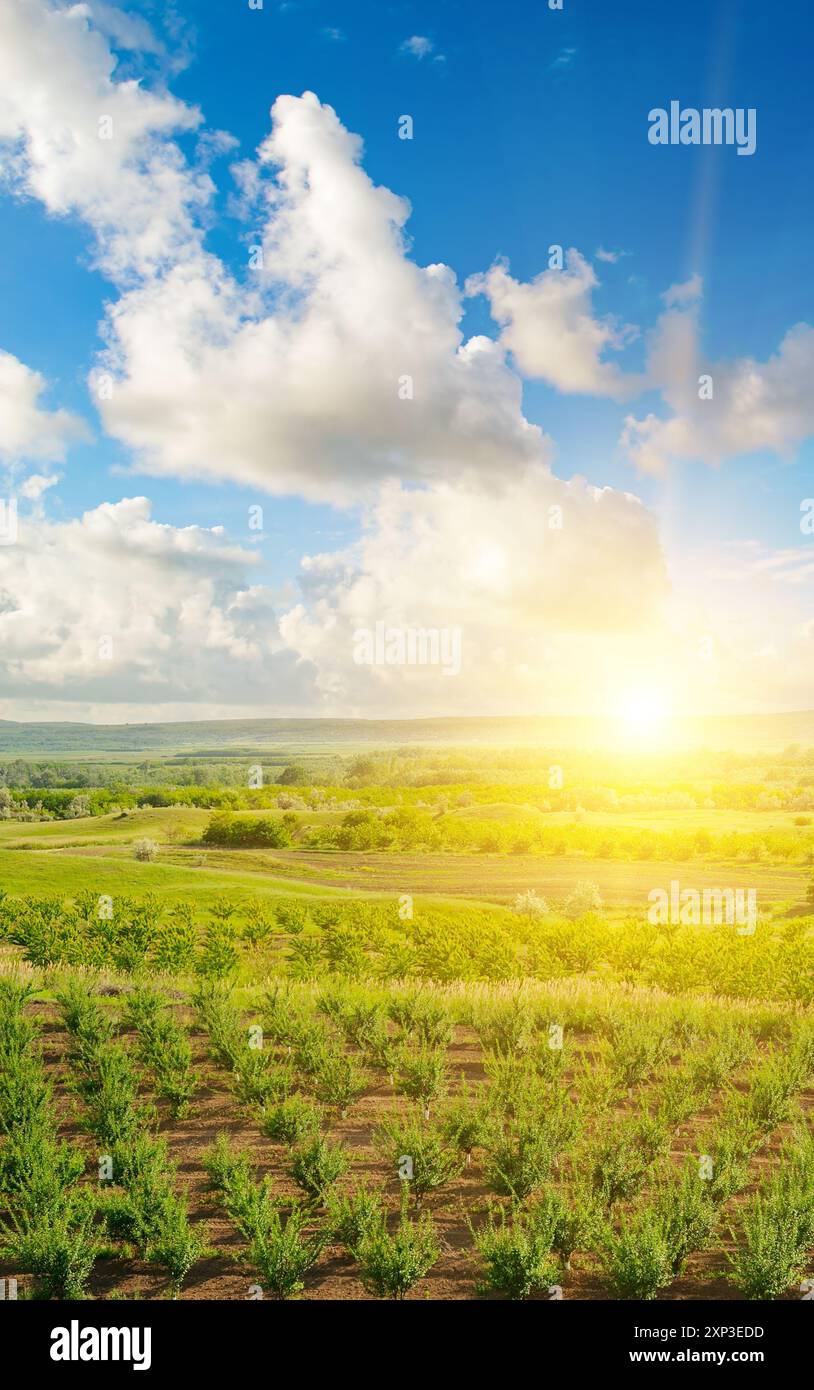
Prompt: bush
<box><xmin>133</xmin><ymin>838</ymin><xmax>159</xmax><ymax>862</ymax></box>
<box><xmin>262</xmin><ymin>1095</ymin><xmax>322</xmax><ymax>1146</ymax></box>
<box><xmin>248</xmin><ymin>1204</ymin><xmax>327</xmax><ymax>1300</ymax></box>
<box><xmin>327</xmin><ymin>1183</ymin><xmax>386</xmax><ymax>1258</ymax></box>
<box><xmin>484</xmin><ymin>1125</ymin><xmax>556</xmax><ymax>1202</ymax></box>
<box><xmin>562</xmin><ymin>880</ymin><xmax>603</xmax><ymax>919</ymax></box>
<box><xmin>600</xmin><ymin>1206</ymin><xmax>674</xmax><ymax>1300</ymax></box>
<box><xmin>473</xmin><ymin>1209</ymin><xmax>560</xmax><ymax>1300</ymax></box>
<box><xmin>288</xmin><ymin>1136</ymin><xmax>350</xmax><ymax>1202</ymax></box>
<box><xmin>514</xmin><ymin>890</ymin><xmax>548</xmax><ymax>918</ymax></box>
<box><xmin>357</xmin><ymin>1196</ymin><xmax>438</xmax><ymax>1300</ymax></box>
<box><xmin>147</xmin><ymin>1196</ymin><xmax>208</xmax><ymax>1297</ymax></box>
<box><xmin>312</xmin><ymin>1054</ymin><xmax>368</xmax><ymax>1117</ymax></box>
<box><xmin>652</xmin><ymin>1166</ymin><xmax>718</xmax><ymax>1276</ymax></box>
<box><xmin>727</xmin><ymin>1194</ymin><xmax>810</xmax><ymax>1299</ymax></box>
<box><xmin>1</xmin><ymin>1189</ymin><xmax>99</xmax><ymax>1299</ymax></box>
<box><xmin>375</xmin><ymin>1116</ymin><xmax>463</xmax><ymax>1206</ymax></box>
<box><xmin>397</xmin><ymin>1046</ymin><xmax>449</xmax><ymax>1119</ymax></box>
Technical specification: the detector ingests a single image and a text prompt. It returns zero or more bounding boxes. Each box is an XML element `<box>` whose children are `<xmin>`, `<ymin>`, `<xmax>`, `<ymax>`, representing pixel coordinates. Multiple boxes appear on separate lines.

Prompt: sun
<box><xmin>615</xmin><ymin>686</ymin><xmax>673</xmax><ymax>745</ymax></box>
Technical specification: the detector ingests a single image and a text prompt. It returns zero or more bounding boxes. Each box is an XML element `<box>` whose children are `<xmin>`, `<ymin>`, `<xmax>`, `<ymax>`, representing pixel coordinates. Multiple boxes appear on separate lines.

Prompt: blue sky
<box><xmin>0</xmin><ymin>0</ymin><xmax>812</xmax><ymax>720</ymax></box>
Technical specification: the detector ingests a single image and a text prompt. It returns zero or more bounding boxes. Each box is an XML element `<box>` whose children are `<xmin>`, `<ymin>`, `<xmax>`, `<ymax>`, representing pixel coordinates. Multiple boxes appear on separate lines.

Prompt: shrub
<box><xmin>513</xmin><ymin>890</ymin><xmax>548</xmax><ymax>918</ymax></box>
<box><xmin>312</xmin><ymin>1054</ymin><xmax>368</xmax><ymax>1117</ymax></box>
<box><xmin>562</xmin><ymin>880</ymin><xmax>603</xmax><ymax>919</ymax></box>
<box><xmin>439</xmin><ymin>1085</ymin><xmax>489</xmax><ymax>1166</ymax></box>
<box><xmin>727</xmin><ymin>1194</ymin><xmax>810</xmax><ymax>1299</ymax></box>
<box><xmin>397</xmin><ymin>1046</ymin><xmax>449</xmax><ymax>1119</ymax></box>
<box><xmin>476</xmin><ymin>1000</ymin><xmax>534</xmax><ymax>1054</ymax></box>
<box><xmin>231</xmin><ymin>1050</ymin><xmax>293</xmax><ymax>1112</ymax></box>
<box><xmin>262</xmin><ymin>1095</ymin><xmax>322</xmax><ymax>1146</ymax></box>
<box><xmin>484</xmin><ymin>1124</ymin><xmax>556</xmax><ymax>1201</ymax></box>
<box><xmin>327</xmin><ymin>1184</ymin><xmax>386</xmax><ymax>1258</ymax></box>
<box><xmin>147</xmin><ymin>1197</ymin><xmax>208</xmax><ymax>1297</ymax></box>
<box><xmin>1</xmin><ymin>1189</ymin><xmax>99</xmax><ymax>1299</ymax></box>
<box><xmin>376</xmin><ymin>1116</ymin><xmax>463</xmax><ymax>1206</ymax></box>
<box><xmin>652</xmin><ymin>1165</ymin><xmax>719</xmax><ymax>1275</ymax></box>
<box><xmin>248</xmin><ymin>1204</ymin><xmax>327</xmax><ymax>1300</ymax></box>
<box><xmin>357</xmin><ymin>1197</ymin><xmax>438</xmax><ymax>1300</ymax></box>
<box><xmin>473</xmin><ymin>1209</ymin><xmax>560</xmax><ymax>1300</ymax></box>
<box><xmin>600</xmin><ymin>1206</ymin><xmax>674</xmax><ymax>1300</ymax></box>
<box><xmin>133</xmin><ymin>838</ymin><xmax>159</xmax><ymax>862</ymax></box>
<box><xmin>525</xmin><ymin>1185</ymin><xmax>598</xmax><ymax>1270</ymax></box>
<box><xmin>288</xmin><ymin>1136</ymin><xmax>350</xmax><ymax>1202</ymax></box>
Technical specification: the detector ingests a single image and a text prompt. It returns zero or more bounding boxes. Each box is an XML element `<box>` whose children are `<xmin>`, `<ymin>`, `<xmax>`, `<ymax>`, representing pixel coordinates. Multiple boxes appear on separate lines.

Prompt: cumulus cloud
<box><xmin>622</xmin><ymin>277</ymin><xmax>814</xmax><ymax>474</ymax></box>
<box><xmin>278</xmin><ymin>470</ymin><xmax>668</xmax><ymax>712</ymax></box>
<box><xmin>0</xmin><ymin>496</ymin><xmax>311</xmax><ymax>706</ymax></box>
<box><xmin>0</xmin><ymin>351</ymin><xmax>88</xmax><ymax>466</ymax></box>
<box><xmin>19</xmin><ymin>473</ymin><xmax>60</xmax><ymax>501</ymax></box>
<box><xmin>468</xmin><ymin>251</ymin><xmax>642</xmax><ymax>400</ymax></box>
<box><xmin>0</xmin><ymin>0</ymin><xmax>209</xmax><ymax>281</ymax></box>
<box><xmin>90</xmin><ymin>91</ymin><xmax>548</xmax><ymax>502</ymax></box>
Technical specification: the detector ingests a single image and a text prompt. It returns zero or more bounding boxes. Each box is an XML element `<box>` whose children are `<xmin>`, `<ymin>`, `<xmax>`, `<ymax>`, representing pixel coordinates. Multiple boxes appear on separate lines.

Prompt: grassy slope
<box><xmin>0</xmin><ymin>806</ymin><xmax>808</xmax><ymax>908</ymax></box>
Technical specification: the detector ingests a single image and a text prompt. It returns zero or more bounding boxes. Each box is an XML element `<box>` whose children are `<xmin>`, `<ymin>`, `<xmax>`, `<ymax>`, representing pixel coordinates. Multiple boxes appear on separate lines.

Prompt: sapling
<box><xmin>326</xmin><ymin>1183</ymin><xmax>386</xmax><ymax>1258</ymax></box>
<box><xmin>356</xmin><ymin>1192</ymin><xmax>438</xmax><ymax>1300</ymax></box>
<box><xmin>375</xmin><ymin>1115</ymin><xmax>464</xmax><ymax>1206</ymax></box>
<box><xmin>484</xmin><ymin>1122</ymin><xmax>556</xmax><ymax>1202</ymax></box>
<box><xmin>439</xmin><ymin>1083</ymin><xmax>489</xmax><ymax>1166</ymax></box>
<box><xmin>600</xmin><ymin>1206</ymin><xmax>674</xmax><ymax>1300</ymax></box>
<box><xmin>526</xmin><ymin>1185</ymin><xmax>598</xmax><ymax>1270</ymax></box>
<box><xmin>203</xmin><ymin>1134</ymin><xmax>253</xmax><ymax>1195</ymax></box>
<box><xmin>587</xmin><ymin>1121</ymin><xmax>651</xmax><ymax>1209</ymax></box>
<box><xmin>312</xmin><ymin>1053</ymin><xmax>368</xmax><ymax>1117</ymax></box>
<box><xmin>202</xmin><ymin>1136</ymin><xmax>281</xmax><ymax>1240</ymax></box>
<box><xmin>657</xmin><ymin>1067</ymin><xmax>706</xmax><ymax>1128</ymax></box>
<box><xmin>288</xmin><ymin>1135</ymin><xmax>350</xmax><ymax>1202</ymax></box>
<box><xmin>609</xmin><ymin>1017</ymin><xmax>670</xmax><ymax>1092</ymax></box>
<box><xmin>413</xmin><ymin>1000</ymin><xmax>454</xmax><ymax>1050</ymax></box>
<box><xmin>472</xmin><ymin>1207</ymin><xmax>560</xmax><ymax>1300</ymax></box>
<box><xmin>475</xmin><ymin>1000</ymin><xmax>534</xmax><ymax>1056</ymax></box>
<box><xmin>262</xmin><ymin>986</ymin><xmax>312</xmax><ymax>1047</ymax></box>
<box><xmin>397</xmin><ymin>1045</ymin><xmax>449</xmax><ymax>1119</ymax></box>
<box><xmin>193</xmin><ymin>985</ymin><xmax>242</xmax><ymax>1067</ymax></box>
<box><xmin>248</xmin><ymin>1203</ymin><xmax>328</xmax><ymax>1299</ymax></box>
<box><xmin>727</xmin><ymin>1194</ymin><xmax>810</xmax><ymax>1300</ymax></box>
<box><xmin>262</xmin><ymin>1094</ymin><xmax>322</xmax><ymax>1145</ymax></box>
<box><xmin>1</xmin><ymin>1188</ymin><xmax>100</xmax><ymax>1300</ymax></box>
<box><xmin>231</xmin><ymin>1049</ymin><xmax>293</xmax><ymax>1112</ymax></box>
<box><xmin>147</xmin><ymin>1196</ymin><xmax>208</xmax><ymax>1298</ymax></box>
<box><xmin>652</xmin><ymin>1165</ymin><xmax>718</xmax><ymax>1276</ymax></box>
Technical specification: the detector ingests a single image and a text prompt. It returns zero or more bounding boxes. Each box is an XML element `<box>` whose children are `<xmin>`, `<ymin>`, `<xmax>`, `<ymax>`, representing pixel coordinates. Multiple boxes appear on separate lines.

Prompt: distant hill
<box><xmin>0</xmin><ymin>712</ymin><xmax>813</xmax><ymax>755</ymax></box>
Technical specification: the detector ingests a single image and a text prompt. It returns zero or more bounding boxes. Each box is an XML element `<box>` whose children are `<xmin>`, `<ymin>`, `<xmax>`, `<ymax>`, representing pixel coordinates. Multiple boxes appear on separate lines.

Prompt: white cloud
<box><xmin>0</xmin><ymin>496</ymin><xmax>311</xmax><ymax>706</ymax></box>
<box><xmin>468</xmin><ymin>251</ymin><xmax>642</xmax><ymax>399</ymax></box>
<box><xmin>278</xmin><ymin>469</ymin><xmax>668</xmax><ymax>712</ymax></box>
<box><xmin>81</xmin><ymin>2</ymin><xmax>165</xmax><ymax>56</ymax></box>
<box><xmin>622</xmin><ymin>278</ymin><xmax>814</xmax><ymax>474</ymax></box>
<box><xmin>19</xmin><ymin>473</ymin><xmax>60</xmax><ymax>501</ymax></box>
<box><xmin>400</xmin><ymin>36</ymin><xmax>434</xmax><ymax>59</ymax></box>
<box><xmin>0</xmin><ymin>0</ymin><xmax>209</xmax><ymax>281</ymax></box>
<box><xmin>0</xmin><ymin>351</ymin><xmax>88</xmax><ymax>466</ymax></box>
<box><xmin>91</xmin><ymin>91</ymin><xmax>548</xmax><ymax>503</ymax></box>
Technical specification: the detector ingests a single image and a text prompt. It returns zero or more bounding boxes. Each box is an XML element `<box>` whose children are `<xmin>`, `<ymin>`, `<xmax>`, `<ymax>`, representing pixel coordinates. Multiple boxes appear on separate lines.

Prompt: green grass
<box><xmin>0</xmin><ymin>846</ymin><xmax>344</xmax><ymax>905</ymax></box>
<box><xmin>1</xmin><ymin>803</ymin><xmax>808</xmax><ymax>908</ymax></box>
<box><xmin>0</xmin><ymin>807</ymin><xmax>210</xmax><ymax>848</ymax></box>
